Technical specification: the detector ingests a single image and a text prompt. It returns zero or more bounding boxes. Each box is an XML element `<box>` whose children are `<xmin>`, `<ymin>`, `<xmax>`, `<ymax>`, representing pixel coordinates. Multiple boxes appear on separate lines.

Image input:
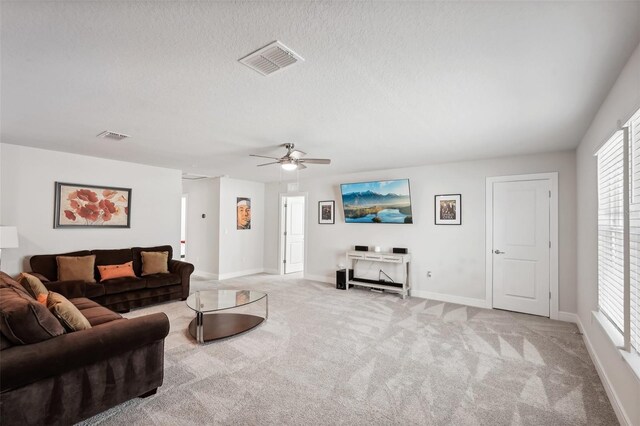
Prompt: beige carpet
<box><xmin>79</xmin><ymin>274</ymin><xmax>617</xmax><ymax>425</ymax></box>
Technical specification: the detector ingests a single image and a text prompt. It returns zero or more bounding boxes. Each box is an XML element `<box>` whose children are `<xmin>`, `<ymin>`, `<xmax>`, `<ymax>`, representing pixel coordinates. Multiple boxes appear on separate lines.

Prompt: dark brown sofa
<box><xmin>0</xmin><ymin>272</ymin><xmax>170</xmax><ymax>425</ymax></box>
<box><xmin>29</xmin><ymin>245</ymin><xmax>194</xmax><ymax>312</ymax></box>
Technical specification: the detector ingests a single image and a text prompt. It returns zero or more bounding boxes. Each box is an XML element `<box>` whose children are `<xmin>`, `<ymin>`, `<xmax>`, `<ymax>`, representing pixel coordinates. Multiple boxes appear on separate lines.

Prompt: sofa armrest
<box><xmin>169</xmin><ymin>259</ymin><xmax>194</xmax><ymax>299</ymax></box>
<box><xmin>43</xmin><ymin>280</ymin><xmax>87</xmax><ymax>299</ymax></box>
<box><xmin>0</xmin><ymin>313</ymin><xmax>170</xmax><ymax>393</ymax></box>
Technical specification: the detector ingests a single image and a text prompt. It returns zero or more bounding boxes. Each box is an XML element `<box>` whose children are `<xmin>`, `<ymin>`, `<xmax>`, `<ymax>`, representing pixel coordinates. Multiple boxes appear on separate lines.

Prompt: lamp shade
<box><xmin>281</xmin><ymin>162</ymin><xmax>297</xmax><ymax>171</ymax></box>
<box><xmin>0</xmin><ymin>226</ymin><xmax>19</xmax><ymax>249</ymax></box>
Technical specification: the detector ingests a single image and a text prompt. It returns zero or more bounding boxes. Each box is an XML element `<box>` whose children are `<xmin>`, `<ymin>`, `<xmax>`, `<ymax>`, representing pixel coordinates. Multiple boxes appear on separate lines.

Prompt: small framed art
<box><xmin>318</xmin><ymin>201</ymin><xmax>335</xmax><ymax>224</ymax></box>
<box><xmin>237</xmin><ymin>197</ymin><xmax>251</xmax><ymax>230</ymax></box>
<box><xmin>435</xmin><ymin>194</ymin><xmax>461</xmax><ymax>225</ymax></box>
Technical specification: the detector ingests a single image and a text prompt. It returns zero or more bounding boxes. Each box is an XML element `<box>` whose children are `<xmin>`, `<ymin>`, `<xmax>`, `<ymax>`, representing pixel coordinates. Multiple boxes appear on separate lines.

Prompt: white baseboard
<box><xmin>411</xmin><ymin>290</ymin><xmax>489</xmax><ymax>309</ymax></box>
<box><xmin>557</xmin><ymin>311</ymin><xmax>579</xmax><ymax>323</ymax></box>
<box><xmin>576</xmin><ymin>314</ymin><xmax>631</xmax><ymax>426</ymax></box>
<box><xmin>193</xmin><ymin>270</ymin><xmax>219</xmax><ymax>280</ymax></box>
<box><xmin>218</xmin><ymin>268</ymin><xmax>265</xmax><ymax>281</ymax></box>
<box><xmin>304</xmin><ymin>273</ymin><xmax>334</xmax><ymax>284</ymax></box>
<box><xmin>264</xmin><ymin>268</ymin><xmax>280</xmax><ymax>275</ymax></box>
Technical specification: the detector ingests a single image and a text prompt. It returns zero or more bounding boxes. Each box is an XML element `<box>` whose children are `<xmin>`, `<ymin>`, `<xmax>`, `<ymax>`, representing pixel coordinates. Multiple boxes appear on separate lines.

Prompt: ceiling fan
<box><xmin>250</xmin><ymin>143</ymin><xmax>331</xmax><ymax>171</ymax></box>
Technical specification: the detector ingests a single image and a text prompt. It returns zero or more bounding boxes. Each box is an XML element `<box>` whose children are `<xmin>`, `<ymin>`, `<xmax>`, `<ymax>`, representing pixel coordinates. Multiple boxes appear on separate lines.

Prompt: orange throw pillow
<box><xmin>97</xmin><ymin>261</ymin><xmax>136</xmax><ymax>282</ymax></box>
<box><xmin>37</xmin><ymin>293</ymin><xmax>48</xmax><ymax>305</ymax></box>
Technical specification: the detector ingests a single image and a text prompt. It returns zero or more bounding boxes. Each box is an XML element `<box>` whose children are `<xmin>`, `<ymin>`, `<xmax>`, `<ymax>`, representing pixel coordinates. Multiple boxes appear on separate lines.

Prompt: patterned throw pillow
<box><xmin>141</xmin><ymin>251</ymin><xmax>169</xmax><ymax>276</ymax></box>
<box><xmin>98</xmin><ymin>261</ymin><xmax>137</xmax><ymax>282</ymax></box>
<box><xmin>46</xmin><ymin>292</ymin><xmax>92</xmax><ymax>331</ymax></box>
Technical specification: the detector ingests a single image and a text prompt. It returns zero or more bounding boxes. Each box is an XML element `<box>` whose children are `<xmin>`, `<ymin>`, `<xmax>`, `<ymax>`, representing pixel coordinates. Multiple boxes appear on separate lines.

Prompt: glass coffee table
<box><xmin>186</xmin><ymin>289</ymin><xmax>268</xmax><ymax>343</ymax></box>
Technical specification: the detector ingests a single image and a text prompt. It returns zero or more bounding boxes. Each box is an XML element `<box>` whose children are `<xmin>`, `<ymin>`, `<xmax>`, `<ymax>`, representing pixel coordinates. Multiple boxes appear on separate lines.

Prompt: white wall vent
<box><xmin>239</xmin><ymin>41</ymin><xmax>304</xmax><ymax>76</ymax></box>
<box><xmin>97</xmin><ymin>131</ymin><xmax>130</xmax><ymax>141</ymax></box>
<box><xmin>181</xmin><ymin>173</ymin><xmax>208</xmax><ymax>180</ymax></box>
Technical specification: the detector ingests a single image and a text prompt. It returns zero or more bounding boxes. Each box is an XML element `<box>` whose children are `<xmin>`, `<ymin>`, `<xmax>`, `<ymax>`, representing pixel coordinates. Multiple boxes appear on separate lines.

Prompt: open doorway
<box><xmin>180</xmin><ymin>194</ymin><xmax>187</xmax><ymax>260</ymax></box>
<box><xmin>280</xmin><ymin>195</ymin><xmax>306</xmax><ymax>274</ymax></box>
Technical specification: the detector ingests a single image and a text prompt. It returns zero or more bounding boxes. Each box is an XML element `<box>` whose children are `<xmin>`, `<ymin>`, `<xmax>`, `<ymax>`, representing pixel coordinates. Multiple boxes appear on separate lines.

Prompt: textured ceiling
<box><xmin>2</xmin><ymin>1</ymin><xmax>640</xmax><ymax>182</ymax></box>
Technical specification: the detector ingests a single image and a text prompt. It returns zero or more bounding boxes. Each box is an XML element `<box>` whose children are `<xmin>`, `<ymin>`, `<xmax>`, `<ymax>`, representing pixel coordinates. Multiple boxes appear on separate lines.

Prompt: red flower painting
<box><xmin>56</xmin><ymin>183</ymin><xmax>131</xmax><ymax>228</ymax></box>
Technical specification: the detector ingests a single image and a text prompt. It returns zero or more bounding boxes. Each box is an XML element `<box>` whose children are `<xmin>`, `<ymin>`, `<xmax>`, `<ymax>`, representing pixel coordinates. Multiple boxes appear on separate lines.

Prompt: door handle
<box><xmin>494</xmin><ymin>250</ymin><xmax>505</xmax><ymax>254</ymax></box>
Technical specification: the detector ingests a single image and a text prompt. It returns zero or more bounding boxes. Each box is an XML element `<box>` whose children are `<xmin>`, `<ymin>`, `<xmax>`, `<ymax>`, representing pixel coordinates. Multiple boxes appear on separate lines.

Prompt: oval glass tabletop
<box><xmin>186</xmin><ymin>290</ymin><xmax>267</xmax><ymax>314</ymax></box>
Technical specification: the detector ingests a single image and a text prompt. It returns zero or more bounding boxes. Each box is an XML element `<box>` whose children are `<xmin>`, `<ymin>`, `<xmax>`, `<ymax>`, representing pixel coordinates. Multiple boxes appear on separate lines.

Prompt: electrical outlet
<box><xmin>427</xmin><ymin>271</ymin><xmax>432</xmax><ymax>278</ymax></box>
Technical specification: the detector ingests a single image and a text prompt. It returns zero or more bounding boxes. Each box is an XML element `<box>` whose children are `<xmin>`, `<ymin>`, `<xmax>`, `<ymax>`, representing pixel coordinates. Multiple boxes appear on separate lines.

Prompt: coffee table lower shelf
<box><xmin>188</xmin><ymin>313</ymin><xmax>264</xmax><ymax>342</ymax></box>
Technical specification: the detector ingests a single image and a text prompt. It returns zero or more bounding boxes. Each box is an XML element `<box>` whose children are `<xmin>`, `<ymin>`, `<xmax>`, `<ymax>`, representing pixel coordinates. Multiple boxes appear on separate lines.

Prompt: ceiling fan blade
<box><xmin>289</xmin><ymin>150</ymin><xmax>306</xmax><ymax>159</ymax></box>
<box><xmin>250</xmin><ymin>154</ymin><xmax>281</xmax><ymax>160</ymax></box>
<box><xmin>299</xmin><ymin>158</ymin><xmax>331</xmax><ymax>164</ymax></box>
<box><xmin>297</xmin><ymin>163</ymin><xmax>307</xmax><ymax>170</ymax></box>
<box><xmin>257</xmin><ymin>161</ymin><xmax>280</xmax><ymax>167</ymax></box>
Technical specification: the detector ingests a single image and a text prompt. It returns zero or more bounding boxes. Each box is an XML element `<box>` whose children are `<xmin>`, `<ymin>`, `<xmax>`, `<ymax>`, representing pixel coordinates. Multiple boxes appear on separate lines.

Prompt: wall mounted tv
<box><xmin>340</xmin><ymin>179</ymin><xmax>413</xmax><ymax>224</ymax></box>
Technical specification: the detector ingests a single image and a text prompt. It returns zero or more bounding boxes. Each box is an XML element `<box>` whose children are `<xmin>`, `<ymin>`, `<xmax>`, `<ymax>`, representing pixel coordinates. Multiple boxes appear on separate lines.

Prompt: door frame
<box><xmin>485</xmin><ymin>172</ymin><xmax>559</xmax><ymax>320</ymax></box>
<box><xmin>181</xmin><ymin>194</ymin><xmax>188</xmax><ymax>260</ymax></box>
<box><xmin>278</xmin><ymin>192</ymin><xmax>308</xmax><ymax>275</ymax></box>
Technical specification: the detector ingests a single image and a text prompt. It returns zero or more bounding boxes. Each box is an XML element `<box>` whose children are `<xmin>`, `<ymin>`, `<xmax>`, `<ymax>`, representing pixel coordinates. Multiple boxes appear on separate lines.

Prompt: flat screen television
<box><xmin>340</xmin><ymin>179</ymin><xmax>413</xmax><ymax>224</ymax></box>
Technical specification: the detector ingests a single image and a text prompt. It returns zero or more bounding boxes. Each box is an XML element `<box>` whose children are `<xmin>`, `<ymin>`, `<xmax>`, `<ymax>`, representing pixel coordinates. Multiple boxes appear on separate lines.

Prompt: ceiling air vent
<box><xmin>239</xmin><ymin>41</ymin><xmax>304</xmax><ymax>76</ymax></box>
<box><xmin>181</xmin><ymin>173</ymin><xmax>208</xmax><ymax>181</ymax></box>
<box><xmin>97</xmin><ymin>131</ymin><xmax>130</xmax><ymax>141</ymax></box>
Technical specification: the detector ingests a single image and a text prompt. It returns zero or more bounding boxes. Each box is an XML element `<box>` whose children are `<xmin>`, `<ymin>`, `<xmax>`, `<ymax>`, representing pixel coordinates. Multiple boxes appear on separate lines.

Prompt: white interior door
<box><xmin>492</xmin><ymin>179</ymin><xmax>550</xmax><ymax>316</ymax></box>
<box><xmin>285</xmin><ymin>196</ymin><xmax>305</xmax><ymax>273</ymax></box>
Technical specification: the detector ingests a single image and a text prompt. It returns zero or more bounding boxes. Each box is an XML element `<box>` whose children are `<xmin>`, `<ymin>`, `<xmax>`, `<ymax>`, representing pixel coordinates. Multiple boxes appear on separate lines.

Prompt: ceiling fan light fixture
<box><xmin>251</xmin><ymin>143</ymin><xmax>330</xmax><ymax>171</ymax></box>
<box><xmin>281</xmin><ymin>162</ymin><xmax>297</xmax><ymax>171</ymax></box>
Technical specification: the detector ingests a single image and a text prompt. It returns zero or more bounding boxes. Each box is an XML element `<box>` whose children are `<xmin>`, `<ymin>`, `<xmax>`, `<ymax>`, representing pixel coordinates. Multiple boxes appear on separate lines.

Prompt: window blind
<box><xmin>629</xmin><ymin>109</ymin><xmax>640</xmax><ymax>354</ymax></box>
<box><xmin>597</xmin><ymin>130</ymin><xmax>625</xmax><ymax>334</ymax></box>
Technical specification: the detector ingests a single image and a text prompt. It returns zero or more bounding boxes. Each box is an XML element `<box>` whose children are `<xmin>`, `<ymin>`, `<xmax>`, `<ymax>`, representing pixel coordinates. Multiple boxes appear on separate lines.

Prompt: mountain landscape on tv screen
<box><xmin>341</xmin><ymin>190</ymin><xmax>413</xmax><ymax>223</ymax></box>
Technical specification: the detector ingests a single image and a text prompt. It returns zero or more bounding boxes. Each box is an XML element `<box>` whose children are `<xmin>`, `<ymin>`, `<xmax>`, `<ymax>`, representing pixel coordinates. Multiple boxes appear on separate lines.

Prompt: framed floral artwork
<box><xmin>54</xmin><ymin>182</ymin><xmax>131</xmax><ymax>228</ymax></box>
<box><xmin>318</xmin><ymin>200</ymin><xmax>335</xmax><ymax>224</ymax></box>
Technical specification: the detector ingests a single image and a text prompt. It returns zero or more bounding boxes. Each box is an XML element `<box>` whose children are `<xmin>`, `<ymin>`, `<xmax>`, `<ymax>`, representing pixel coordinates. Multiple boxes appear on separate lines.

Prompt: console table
<box><xmin>345</xmin><ymin>251</ymin><xmax>411</xmax><ymax>298</ymax></box>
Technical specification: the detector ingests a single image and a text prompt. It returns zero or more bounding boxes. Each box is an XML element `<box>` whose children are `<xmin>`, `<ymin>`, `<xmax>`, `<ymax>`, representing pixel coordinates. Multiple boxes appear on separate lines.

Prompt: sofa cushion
<box><xmin>98</xmin><ymin>261</ymin><xmax>136</xmax><ymax>282</ymax></box>
<box><xmin>98</xmin><ymin>285</ymin><xmax>182</xmax><ymax>312</ymax></box>
<box><xmin>132</xmin><ymin>245</ymin><xmax>172</xmax><ymax>276</ymax></box>
<box><xmin>70</xmin><ymin>298</ymin><xmax>122</xmax><ymax>327</ymax></box>
<box><xmin>17</xmin><ymin>273</ymin><xmax>49</xmax><ymax>299</ymax></box>
<box><xmin>144</xmin><ymin>273</ymin><xmax>181</xmax><ymax>288</ymax></box>
<box><xmin>85</xmin><ymin>282</ymin><xmax>106</xmax><ymax>298</ymax></box>
<box><xmin>29</xmin><ymin>250</ymin><xmax>92</xmax><ymax>282</ymax></box>
<box><xmin>0</xmin><ymin>333</ymin><xmax>13</xmax><ymax>350</ymax></box>
<box><xmin>57</xmin><ymin>255</ymin><xmax>96</xmax><ymax>282</ymax></box>
<box><xmin>0</xmin><ymin>284</ymin><xmax>65</xmax><ymax>344</ymax></box>
<box><xmin>47</xmin><ymin>292</ymin><xmax>92</xmax><ymax>331</ymax></box>
<box><xmin>69</xmin><ymin>298</ymin><xmax>104</xmax><ymax>311</ymax></box>
<box><xmin>141</xmin><ymin>251</ymin><xmax>169</xmax><ymax>276</ymax></box>
<box><xmin>102</xmin><ymin>276</ymin><xmax>146</xmax><ymax>295</ymax></box>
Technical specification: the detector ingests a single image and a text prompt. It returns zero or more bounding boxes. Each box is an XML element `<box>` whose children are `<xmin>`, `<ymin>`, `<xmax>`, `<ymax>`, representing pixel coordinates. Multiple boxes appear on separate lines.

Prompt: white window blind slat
<box><xmin>629</xmin><ymin>107</ymin><xmax>640</xmax><ymax>354</ymax></box>
<box><xmin>598</xmin><ymin>130</ymin><xmax>625</xmax><ymax>336</ymax></box>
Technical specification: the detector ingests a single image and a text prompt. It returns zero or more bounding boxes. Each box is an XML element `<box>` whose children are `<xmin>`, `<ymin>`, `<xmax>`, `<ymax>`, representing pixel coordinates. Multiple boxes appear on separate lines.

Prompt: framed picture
<box><xmin>435</xmin><ymin>194</ymin><xmax>461</xmax><ymax>225</ymax></box>
<box><xmin>54</xmin><ymin>182</ymin><xmax>131</xmax><ymax>228</ymax></box>
<box><xmin>237</xmin><ymin>197</ymin><xmax>251</xmax><ymax>230</ymax></box>
<box><xmin>318</xmin><ymin>200</ymin><xmax>335</xmax><ymax>224</ymax></box>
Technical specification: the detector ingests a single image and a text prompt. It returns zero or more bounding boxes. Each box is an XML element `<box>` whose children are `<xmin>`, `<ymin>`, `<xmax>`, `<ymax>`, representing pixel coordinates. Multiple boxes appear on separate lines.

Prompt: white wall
<box><xmin>182</xmin><ymin>178</ymin><xmax>220</xmax><ymax>275</ymax></box>
<box><xmin>265</xmin><ymin>150</ymin><xmax>577</xmax><ymax>312</ymax></box>
<box><xmin>264</xmin><ymin>182</ymin><xmax>280</xmax><ymax>275</ymax></box>
<box><xmin>218</xmin><ymin>177</ymin><xmax>265</xmax><ymax>279</ymax></box>
<box><xmin>0</xmin><ymin>144</ymin><xmax>182</xmax><ymax>275</ymax></box>
<box><xmin>576</xmin><ymin>42</ymin><xmax>640</xmax><ymax>425</ymax></box>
